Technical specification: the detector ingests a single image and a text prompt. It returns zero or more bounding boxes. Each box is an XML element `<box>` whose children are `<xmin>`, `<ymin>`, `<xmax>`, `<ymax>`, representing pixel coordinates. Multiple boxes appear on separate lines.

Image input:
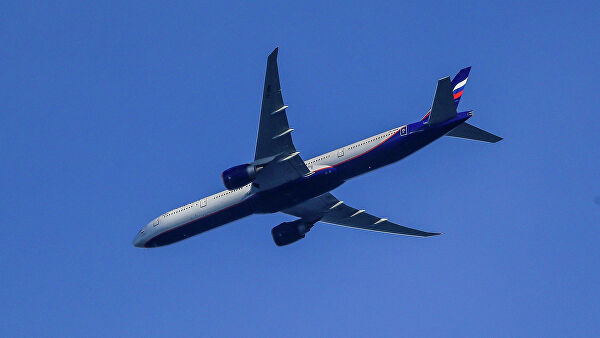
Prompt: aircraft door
<box><xmin>196</xmin><ymin>199</ymin><xmax>208</xmax><ymax>218</ymax></box>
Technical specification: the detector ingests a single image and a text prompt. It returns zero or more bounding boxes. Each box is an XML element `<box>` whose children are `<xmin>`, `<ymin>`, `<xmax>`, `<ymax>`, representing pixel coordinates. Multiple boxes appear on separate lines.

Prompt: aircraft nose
<box><xmin>132</xmin><ymin>230</ymin><xmax>146</xmax><ymax>248</ymax></box>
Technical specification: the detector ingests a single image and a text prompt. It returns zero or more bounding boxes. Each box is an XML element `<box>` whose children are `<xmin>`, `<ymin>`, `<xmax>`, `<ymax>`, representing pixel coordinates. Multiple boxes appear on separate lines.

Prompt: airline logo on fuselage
<box><xmin>400</xmin><ymin>125</ymin><xmax>408</xmax><ymax>136</ymax></box>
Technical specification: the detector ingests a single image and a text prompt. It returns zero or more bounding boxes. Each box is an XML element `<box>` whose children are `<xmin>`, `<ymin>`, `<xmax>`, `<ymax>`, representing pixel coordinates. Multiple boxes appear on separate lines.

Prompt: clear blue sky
<box><xmin>1</xmin><ymin>1</ymin><xmax>599</xmax><ymax>336</ymax></box>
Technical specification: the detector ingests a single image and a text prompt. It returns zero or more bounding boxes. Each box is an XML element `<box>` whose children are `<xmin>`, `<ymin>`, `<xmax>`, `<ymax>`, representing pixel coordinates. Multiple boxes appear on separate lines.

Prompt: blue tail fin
<box><xmin>450</xmin><ymin>66</ymin><xmax>470</xmax><ymax>106</ymax></box>
<box><xmin>421</xmin><ymin>67</ymin><xmax>471</xmax><ymax>122</ymax></box>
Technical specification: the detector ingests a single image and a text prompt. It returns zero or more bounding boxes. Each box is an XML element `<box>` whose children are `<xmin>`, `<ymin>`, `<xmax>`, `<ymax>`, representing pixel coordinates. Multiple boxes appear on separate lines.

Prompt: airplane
<box><xmin>133</xmin><ymin>47</ymin><xmax>501</xmax><ymax>248</ymax></box>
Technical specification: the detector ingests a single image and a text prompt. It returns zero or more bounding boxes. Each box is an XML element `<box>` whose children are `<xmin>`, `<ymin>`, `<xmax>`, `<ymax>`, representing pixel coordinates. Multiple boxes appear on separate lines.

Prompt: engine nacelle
<box><xmin>271</xmin><ymin>220</ymin><xmax>314</xmax><ymax>246</ymax></box>
<box><xmin>222</xmin><ymin>164</ymin><xmax>257</xmax><ymax>190</ymax></box>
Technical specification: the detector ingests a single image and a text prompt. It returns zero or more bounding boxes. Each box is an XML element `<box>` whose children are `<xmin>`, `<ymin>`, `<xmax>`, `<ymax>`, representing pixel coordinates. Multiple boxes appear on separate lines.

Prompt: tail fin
<box><xmin>451</xmin><ymin>67</ymin><xmax>470</xmax><ymax>106</ymax></box>
<box><xmin>446</xmin><ymin>121</ymin><xmax>502</xmax><ymax>143</ymax></box>
<box><xmin>418</xmin><ymin>67</ymin><xmax>501</xmax><ymax>142</ymax></box>
<box><xmin>421</xmin><ymin>67</ymin><xmax>471</xmax><ymax>122</ymax></box>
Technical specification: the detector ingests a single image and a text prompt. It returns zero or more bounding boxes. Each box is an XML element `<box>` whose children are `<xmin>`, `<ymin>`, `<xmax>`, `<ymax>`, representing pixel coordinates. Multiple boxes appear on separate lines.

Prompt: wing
<box><xmin>252</xmin><ymin>48</ymin><xmax>309</xmax><ymax>189</ymax></box>
<box><xmin>282</xmin><ymin>193</ymin><xmax>440</xmax><ymax>237</ymax></box>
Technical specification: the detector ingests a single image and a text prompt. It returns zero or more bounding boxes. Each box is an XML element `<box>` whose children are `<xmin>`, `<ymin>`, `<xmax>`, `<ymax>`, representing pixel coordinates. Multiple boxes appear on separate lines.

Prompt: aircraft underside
<box><xmin>134</xmin><ymin>48</ymin><xmax>501</xmax><ymax>248</ymax></box>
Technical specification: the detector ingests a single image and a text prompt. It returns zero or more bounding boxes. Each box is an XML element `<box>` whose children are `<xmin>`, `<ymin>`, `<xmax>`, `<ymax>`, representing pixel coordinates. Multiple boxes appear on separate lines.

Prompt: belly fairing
<box><xmin>252</xmin><ymin>166</ymin><xmax>344</xmax><ymax>213</ymax></box>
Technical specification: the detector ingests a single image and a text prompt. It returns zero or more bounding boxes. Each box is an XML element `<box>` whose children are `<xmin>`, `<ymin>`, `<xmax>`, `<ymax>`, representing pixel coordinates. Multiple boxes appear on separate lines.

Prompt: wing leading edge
<box><xmin>282</xmin><ymin>193</ymin><xmax>440</xmax><ymax>237</ymax></box>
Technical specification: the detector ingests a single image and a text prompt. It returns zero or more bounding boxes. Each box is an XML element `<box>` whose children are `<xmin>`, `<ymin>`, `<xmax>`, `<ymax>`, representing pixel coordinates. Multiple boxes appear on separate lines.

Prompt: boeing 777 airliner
<box><xmin>133</xmin><ymin>48</ymin><xmax>501</xmax><ymax>248</ymax></box>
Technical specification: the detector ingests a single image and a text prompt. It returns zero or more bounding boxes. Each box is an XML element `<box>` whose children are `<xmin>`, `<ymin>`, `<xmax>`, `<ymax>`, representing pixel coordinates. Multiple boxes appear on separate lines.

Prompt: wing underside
<box><xmin>283</xmin><ymin>193</ymin><xmax>440</xmax><ymax>237</ymax></box>
<box><xmin>254</xmin><ymin>48</ymin><xmax>309</xmax><ymax>189</ymax></box>
<box><xmin>252</xmin><ymin>48</ymin><xmax>309</xmax><ymax>189</ymax></box>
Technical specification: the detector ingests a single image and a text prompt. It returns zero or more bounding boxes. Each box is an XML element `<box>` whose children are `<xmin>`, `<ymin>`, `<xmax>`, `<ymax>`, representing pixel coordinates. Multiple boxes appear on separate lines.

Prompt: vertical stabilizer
<box><xmin>422</xmin><ymin>67</ymin><xmax>471</xmax><ymax>122</ymax></box>
<box><xmin>450</xmin><ymin>67</ymin><xmax>470</xmax><ymax>106</ymax></box>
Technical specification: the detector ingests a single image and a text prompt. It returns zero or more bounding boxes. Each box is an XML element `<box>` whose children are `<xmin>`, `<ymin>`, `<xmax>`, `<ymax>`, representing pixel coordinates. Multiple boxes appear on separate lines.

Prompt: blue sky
<box><xmin>1</xmin><ymin>1</ymin><xmax>599</xmax><ymax>336</ymax></box>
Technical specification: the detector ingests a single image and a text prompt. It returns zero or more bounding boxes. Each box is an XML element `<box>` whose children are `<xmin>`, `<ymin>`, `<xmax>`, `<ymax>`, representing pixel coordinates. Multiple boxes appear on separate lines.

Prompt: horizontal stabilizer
<box><xmin>446</xmin><ymin>122</ymin><xmax>502</xmax><ymax>143</ymax></box>
<box><xmin>428</xmin><ymin>77</ymin><xmax>458</xmax><ymax>124</ymax></box>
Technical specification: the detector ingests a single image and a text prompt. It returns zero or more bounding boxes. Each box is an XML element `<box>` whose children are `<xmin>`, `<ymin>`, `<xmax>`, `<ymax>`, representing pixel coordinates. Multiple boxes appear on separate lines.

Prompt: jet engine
<box><xmin>271</xmin><ymin>220</ymin><xmax>315</xmax><ymax>246</ymax></box>
<box><xmin>222</xmin><ymin>164</ymin><xmax>258</xmax><ymax>190</ymax></box>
